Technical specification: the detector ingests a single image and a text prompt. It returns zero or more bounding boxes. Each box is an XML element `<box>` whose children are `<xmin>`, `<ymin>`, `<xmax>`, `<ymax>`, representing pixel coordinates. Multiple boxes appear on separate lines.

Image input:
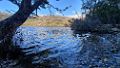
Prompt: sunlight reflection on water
<box><xmin>1</xmin><ymin>27</ymin><xmax>120</xmax><ymax>68</ymax></box>
<box><xmin>13</xmin><ymin>27</ymin><xmax>85</xmax><ymax>67</ymax></box>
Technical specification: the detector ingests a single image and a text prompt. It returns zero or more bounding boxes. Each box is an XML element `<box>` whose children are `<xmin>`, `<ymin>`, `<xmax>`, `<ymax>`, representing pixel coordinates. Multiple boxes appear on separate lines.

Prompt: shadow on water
<box><xmin>72</xmin><ymin>25</ymin><xmax>120</xmax><ymax>67</ymax></box>
<box><xmin>0</xmin><ymin>42</ymin><xmax>35</xmax><ymax>68</ymax></box>
<box><xmin>0</xmin><ymin>27</ymin><xmax>77</xmax><ymax>68</ymax></box>
<box><xmin>0</xmin><ymin>41</ymin><xmax>58</xmax><ymax>68</ymax></box>
<box><xmin>78</xmin><ymin>34</ymin><xmax>120</xmax><ymax>67</ymax></box>
<box><xmin>1</xmin><ymin>27</ymin><xmax>120</xmax><ymax>68</ymax></box>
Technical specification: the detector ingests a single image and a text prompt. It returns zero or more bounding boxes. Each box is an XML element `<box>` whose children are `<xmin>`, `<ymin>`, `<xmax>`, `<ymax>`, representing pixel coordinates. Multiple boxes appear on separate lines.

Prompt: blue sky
<box><xmin>0</xmin><ymin>0</ymin><xmax>82</xmax><ymax>16</ymax></box>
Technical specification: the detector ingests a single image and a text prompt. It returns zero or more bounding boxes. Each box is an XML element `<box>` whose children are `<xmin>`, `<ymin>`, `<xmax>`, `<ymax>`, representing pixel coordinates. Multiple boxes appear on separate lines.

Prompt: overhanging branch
<box><xmin>32</xmin><ymin>0</ymin><xmax>48</xmax><ymax>10</ymax></box>
<box><xmin>8</xmin><ymin>0</ymin><xmax>21</xmax><ymax>7</ymax></box>
<box><xmin>20</xmin><ymin>0</ymin><xmax>32</xmax><ymax>9</ymax></box>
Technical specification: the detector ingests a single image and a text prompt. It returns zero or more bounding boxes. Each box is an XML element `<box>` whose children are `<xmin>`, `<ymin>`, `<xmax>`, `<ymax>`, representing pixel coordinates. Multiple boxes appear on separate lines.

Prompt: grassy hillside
<box><xmin>23</xmin><ymin>16</ymin><xmax>72</xmax><ymax>27</ymax></box>
<box><xmin>0</xmin><ymin>12</ymin><xmax>72</xmax><ymax>27</ymax></box>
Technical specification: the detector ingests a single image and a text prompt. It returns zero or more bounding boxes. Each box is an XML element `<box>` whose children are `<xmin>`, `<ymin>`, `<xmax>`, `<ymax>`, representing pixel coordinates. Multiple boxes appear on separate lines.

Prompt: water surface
<box><xmin>1</xmin><ymin>27</ymin><xmax>120</xmax><ymax>68</ymax></box>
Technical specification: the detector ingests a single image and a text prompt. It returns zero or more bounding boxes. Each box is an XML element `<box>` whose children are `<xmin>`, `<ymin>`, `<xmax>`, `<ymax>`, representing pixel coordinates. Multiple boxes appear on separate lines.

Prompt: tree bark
<box><xmin>0</xmin><ymin>0</ymin><xmax>48</xmax><ymax>46</ymax></box>
<box><xmin>0</xmin><ymin>8</ymin><xmax>33</xmax><ymax>46</ymax></box>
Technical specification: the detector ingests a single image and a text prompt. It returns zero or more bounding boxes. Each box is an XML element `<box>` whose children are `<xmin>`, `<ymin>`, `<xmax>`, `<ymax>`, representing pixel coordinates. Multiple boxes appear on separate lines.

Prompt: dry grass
<box><xmin>0</xmin><ymin>12</ymin><xmax>72</xmax><ymax>27</ymax></box>
<box><xmin>0</xmin><ymin>12</ymin><xmax>11</xmax><ymax>21</ymax></box>
<box><xmin>23</xmin><ymin>16</ymin><xmax>72</xmax><ymax>27</ymax></box>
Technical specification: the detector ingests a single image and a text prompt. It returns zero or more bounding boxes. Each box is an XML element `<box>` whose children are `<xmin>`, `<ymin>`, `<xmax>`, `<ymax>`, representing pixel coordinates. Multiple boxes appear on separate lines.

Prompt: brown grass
<box><xmin>0</xmin><ymin>12</ymin><xmax>11</xmax><ymax>21</ymax></box>
<box><xmin>23</xmin><ymin>16</ymin><xmax>72</xmax><ymax>27</ymax></box>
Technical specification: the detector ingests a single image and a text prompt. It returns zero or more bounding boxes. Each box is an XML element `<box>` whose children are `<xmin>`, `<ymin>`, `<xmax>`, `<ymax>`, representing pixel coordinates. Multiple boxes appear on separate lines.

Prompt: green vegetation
<box><xmin>23</xmin><ymin>16</ymin><xmax>72</xmax><ymax>27</ymax></box>
<box><xmin>71</xmin><ymin>0</ymin><xmax>120</xmax><ymax>34</ymax></box>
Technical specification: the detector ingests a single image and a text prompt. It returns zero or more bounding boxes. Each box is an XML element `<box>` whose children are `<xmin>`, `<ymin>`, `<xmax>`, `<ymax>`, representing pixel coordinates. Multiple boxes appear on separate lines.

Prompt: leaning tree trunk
<box><xmin>0</xmin><ymin>0</ymin><xmax>48</xmax><ymax>59</ymax></box>
<box><xmin>0</xmin><ymin>0</ymin><xmax>46</xmax><ymax>46</ymax></box>
<box><xmin>0</xmin><ymin>8</ymin><xmax>33</xmax><ymax>46</ymax></box>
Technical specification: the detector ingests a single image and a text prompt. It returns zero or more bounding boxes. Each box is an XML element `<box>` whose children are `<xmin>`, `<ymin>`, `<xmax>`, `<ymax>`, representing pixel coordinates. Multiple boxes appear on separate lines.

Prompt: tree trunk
<box><xmin>0</xmin><ymin>8</ymin><xmax>33</xmax><ymax>46</ymax></box>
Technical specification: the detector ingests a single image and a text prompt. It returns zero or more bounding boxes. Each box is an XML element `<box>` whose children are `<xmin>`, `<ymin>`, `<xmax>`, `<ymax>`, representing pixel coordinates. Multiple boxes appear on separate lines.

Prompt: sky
<box><xmin>0</xmin><ymin>0</ymin><xmax>82</xmax><ymax>17</ymax></box>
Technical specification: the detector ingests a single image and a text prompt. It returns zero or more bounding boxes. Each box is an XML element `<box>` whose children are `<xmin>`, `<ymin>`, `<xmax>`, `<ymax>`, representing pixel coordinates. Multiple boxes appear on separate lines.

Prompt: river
<box><xmin>0</xmin><ymin>27</ymin><xmax>120</xmax><ymax>68</ymax></box>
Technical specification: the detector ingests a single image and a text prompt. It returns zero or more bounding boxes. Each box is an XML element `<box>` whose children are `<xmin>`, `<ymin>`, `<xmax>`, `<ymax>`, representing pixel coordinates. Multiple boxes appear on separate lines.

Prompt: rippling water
<box><xmin>1</xmin><ymin>27</ymin><xmax>120</xmax><ymax>68</ymax></box>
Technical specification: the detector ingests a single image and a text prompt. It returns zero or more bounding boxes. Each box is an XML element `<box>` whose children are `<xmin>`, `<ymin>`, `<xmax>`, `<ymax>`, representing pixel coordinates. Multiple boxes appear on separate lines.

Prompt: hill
<box><xmin>23</xmin><ymin>16</ymin><xmax>72</xmax><ymax>27</ymax></box>
<box><xmin>0</xmin><ymin>12</ymin><xmax>72</xmax><ymax>27</ymax></box>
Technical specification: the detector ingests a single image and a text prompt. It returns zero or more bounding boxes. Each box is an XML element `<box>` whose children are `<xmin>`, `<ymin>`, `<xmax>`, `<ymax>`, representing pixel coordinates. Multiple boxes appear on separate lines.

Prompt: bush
<box><xmin>70</xmin><ymin>14</ymin><xmax>101</xmax><ymax>31</ymax></box>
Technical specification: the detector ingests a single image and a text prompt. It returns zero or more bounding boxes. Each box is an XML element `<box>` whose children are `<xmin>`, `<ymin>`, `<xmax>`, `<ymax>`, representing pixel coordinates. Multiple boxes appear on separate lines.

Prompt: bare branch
<box><xmin>8</xmin><ymin>0</ymin><xmax>21</xmax><ymax>7</ymax></box>
<box><xmin>32</xmin><ymin>0</ymin><xmax>48</xmax><ymax>10</ymax></box>
<box><xmin>48</xmin><ymin>4</ymin><xmax>71</xmax><ymax>16</ymax></box>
